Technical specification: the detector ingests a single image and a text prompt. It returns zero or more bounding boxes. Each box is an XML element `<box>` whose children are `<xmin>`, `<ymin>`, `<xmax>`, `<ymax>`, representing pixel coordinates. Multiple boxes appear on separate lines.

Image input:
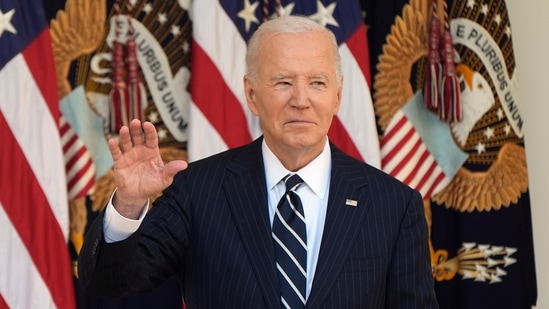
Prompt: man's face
<box><xmin>244</xmin><ymin>30</ymin><xmax>342</xmax><ymax>158</ymax></box>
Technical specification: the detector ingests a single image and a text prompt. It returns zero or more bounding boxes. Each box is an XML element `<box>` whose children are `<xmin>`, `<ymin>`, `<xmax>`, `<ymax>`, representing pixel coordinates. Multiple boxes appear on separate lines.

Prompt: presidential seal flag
<box><xmin>363</xmin><ymin>0</ymin><xmax>537</xmax><ymax>307</ymax></box>
<box><xmin>0</xmin><ymin>0</ymin><xmax>76</xmax><ymax>307</ymax></box>
<box><xmin>189</xmin><ymin>0</ymin><xmax>381</xmax><ymax>168</ymax></box>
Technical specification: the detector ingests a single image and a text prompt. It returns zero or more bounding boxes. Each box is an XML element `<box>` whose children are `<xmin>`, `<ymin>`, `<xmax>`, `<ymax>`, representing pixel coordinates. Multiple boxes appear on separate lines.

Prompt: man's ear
<box><xmin>334</xmin><ymin>76</ymin><xmax>343</xmax><ymax>114</ymax></box>
<box><xmin>244</xmin><ymin>76</ymin><xmax>259</xmax><ymax>116</ymax></box>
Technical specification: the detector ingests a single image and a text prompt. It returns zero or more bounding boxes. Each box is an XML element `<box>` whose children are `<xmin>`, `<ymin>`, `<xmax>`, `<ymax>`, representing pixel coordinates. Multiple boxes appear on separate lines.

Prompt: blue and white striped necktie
<box><xmin>272</xmin><ymin>174</ymin><xmax>307</xmax><ymax>309</ymax></box>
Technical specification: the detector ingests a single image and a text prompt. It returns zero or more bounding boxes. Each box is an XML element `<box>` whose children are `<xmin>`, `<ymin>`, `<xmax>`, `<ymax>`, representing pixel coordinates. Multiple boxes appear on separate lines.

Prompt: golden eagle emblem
<box><xmin>372</xmin><ymin>0</ymin><xmax>528</xmax><ymax>282</ymax></box>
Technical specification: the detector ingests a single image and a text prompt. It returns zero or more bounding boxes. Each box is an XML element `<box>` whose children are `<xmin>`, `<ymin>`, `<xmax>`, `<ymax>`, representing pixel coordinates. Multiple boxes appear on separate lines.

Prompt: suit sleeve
<box><xmin>77</xmin><ymin>210</ymin><xmax>142</xmax><ymax>297</ymax></box>
<box><xmin>77</xmin><ymin>177</ymin><xmax>191</xmax><ymax>298</ymax></box>
<box><xmin>385</xmin><ymin>189</ymin><xmax>440</xmax><ymax>308</ymax></box>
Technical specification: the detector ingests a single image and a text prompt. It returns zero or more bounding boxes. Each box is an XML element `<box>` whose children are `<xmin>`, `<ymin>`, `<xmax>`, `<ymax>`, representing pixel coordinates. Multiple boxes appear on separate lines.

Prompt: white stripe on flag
<box><xmin>338</xmin><ymin>44</ymin><xmax>380</xmax><ymax>168</ymax></box>
<box><xmin>0</xmin><ymin>55</ymin><xmax>69</xmax><ymax>237</ymax></box>
<box><xmin>188</xmin><ymin>103</ymin><xmax>229</xmax><ymax>162</ymax></box>
<box><xmin>0</xmin><ymin>204</ymin><xmax>56</xmax><ymax>309</ymax></box>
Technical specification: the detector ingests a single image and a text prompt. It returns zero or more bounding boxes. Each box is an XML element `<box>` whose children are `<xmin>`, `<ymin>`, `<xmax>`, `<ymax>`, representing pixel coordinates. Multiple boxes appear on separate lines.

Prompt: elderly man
<box><xmin>78</xmin><ymin>15</ymin><xmax>439</xmax><ymax>309</ymax></box>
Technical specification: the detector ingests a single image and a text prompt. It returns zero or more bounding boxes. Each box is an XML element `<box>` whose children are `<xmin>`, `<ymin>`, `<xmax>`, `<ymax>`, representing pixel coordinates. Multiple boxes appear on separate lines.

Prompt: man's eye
<box><xmin>277</xmin><ymin>81</ymin><xmax>291</xmax><ymax>86</ymax></box>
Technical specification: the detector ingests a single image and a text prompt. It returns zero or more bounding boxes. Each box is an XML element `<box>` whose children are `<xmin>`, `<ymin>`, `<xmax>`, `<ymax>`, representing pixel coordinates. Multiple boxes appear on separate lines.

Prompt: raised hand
<box><xmin>108</xmin><ymin>119</ymin><xmax>188</xmax><ymax>218</ymax></box>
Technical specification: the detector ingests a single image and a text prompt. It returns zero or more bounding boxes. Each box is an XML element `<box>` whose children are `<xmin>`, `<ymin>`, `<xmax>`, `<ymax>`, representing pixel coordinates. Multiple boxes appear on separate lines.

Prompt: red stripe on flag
<box><xmin>190</xmin><ymin>41</ymin><xmax>252</xmax><ymax>148</ymax></box>
<box><xmin>63</xmin><ymin>133</ymin><xmax>78</xmax><ymax>153</ymax></box>
<box><xmin>60</xmin><ymin>120</ymin><xmax>70</xmax><ymax>135</ymax></box>
<box><xmin>0</xmin><ymin>113</ymin><xmax>75</xmax><ymax>309</ymax></box>
<box><xmin>345</xmin><ymin>23</ymin><xmax>372</xmax><ymax>87</ymax></box>
<box><xmin>0</xmin><ymin>294</ymin><xmax>8</xmax><ymax>309</ymax></box>
<box><xmin>23</xmin><ymin>30</ymin><xmax>60</xmax><ymax>122</ymax></box>
<box><xmin>328</xmin><ymin>116</ymin><xmax>363</xmax><ymax>161</ymax></box>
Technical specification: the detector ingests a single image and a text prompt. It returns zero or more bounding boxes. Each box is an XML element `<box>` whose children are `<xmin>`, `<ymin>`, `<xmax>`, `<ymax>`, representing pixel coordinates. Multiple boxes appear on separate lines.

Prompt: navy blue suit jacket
<box><xmin>78</xmin><ymin>137</ymin><xmax>439</xmax><ymax>308</ymax></box>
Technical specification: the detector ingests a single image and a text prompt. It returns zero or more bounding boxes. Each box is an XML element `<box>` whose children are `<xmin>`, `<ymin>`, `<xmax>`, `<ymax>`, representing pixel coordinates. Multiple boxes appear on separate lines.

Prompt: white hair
<box><xmin>245</xmin><ymin>15</ymin><xmax>342</xmax><ymax>85</ymax></box>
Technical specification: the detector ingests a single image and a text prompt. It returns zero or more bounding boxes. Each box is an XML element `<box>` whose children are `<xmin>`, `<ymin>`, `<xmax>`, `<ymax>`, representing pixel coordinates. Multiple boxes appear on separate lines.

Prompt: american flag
<box><xmin>0</xmin><ymin>0</ymin><xmax>76</xmax><ymax>307</ymax></box>
<box><xmin>189</xmin><ymin>0</ymin><xmax>381</xmax><ymax>168</ymax></box>
<box><xmin>60</xmin><ymin>115</ymin><xmax>95</xmax><ymax>200</ymax></box>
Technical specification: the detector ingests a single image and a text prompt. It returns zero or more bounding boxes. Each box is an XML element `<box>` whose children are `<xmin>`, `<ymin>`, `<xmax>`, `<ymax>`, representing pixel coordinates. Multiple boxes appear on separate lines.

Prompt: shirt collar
<box><xmin>263</xmin><ymin>138</ymin><xmax>331</xmax><ymax>199</ymax></box>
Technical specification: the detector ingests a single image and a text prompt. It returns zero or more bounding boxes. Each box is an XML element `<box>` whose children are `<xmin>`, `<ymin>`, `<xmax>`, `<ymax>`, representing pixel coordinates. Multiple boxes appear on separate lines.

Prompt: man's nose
<box><xmin>290</xmin><ymin>83</ymin><xmax>311</xmax><ymax>108</ymax></box>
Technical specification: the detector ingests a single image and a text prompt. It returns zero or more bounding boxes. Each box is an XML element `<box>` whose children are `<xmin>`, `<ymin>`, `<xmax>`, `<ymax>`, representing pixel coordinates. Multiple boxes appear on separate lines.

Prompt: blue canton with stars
<box><xmin>0</xmin><ymin>0</ymin><xmax>48</xmax><ymax>70</ymax></box>
<box><xmin>220</xmin><ymin>0</ymin><xmax>364</xmax><ymax>46</ymax></box>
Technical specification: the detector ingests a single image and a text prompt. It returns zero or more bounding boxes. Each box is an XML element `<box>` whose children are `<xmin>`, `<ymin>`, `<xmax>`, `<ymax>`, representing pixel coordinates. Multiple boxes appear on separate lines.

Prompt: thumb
<box><xmin>163</xmin><ymin>160</ymin><xmax>188</xmax><ymax>179</ymax></box>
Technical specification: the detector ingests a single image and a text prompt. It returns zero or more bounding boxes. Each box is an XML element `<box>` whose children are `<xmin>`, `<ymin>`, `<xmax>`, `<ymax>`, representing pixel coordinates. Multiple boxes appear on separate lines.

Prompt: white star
<box><xmin>143</xmin><ymin>3</ymin><xmax>153</xmax><ymax>14</ymax></box>
<box><xmin>493</xmin><ymin>14</ymin><xmax>501</xmax><ymax>25</ymax></box>
<box><xmin>275</xmin><ymin>2</ymin><xmax>295</xmax><ymax>17</ymax></box>
<box><xmin>481</xmin><ymin>4</ymin><xmax>489</xmax><ymax>15</ymax></box>
<box><xmin>182</xmin><ymin>41</ymin><xmax>190</xmax><ymax>53</ymax></box>
<box><xmin>158</xmin><ymin>127</ymin><xmax>168</xmax><ymax>140</ymax></box>
<box><xmin>148</xmin><ymin>111</ymin><xmax>160</xmax><ymax>123</ymax></box>
<box><xmin>475</xmin><ymin>142</ymin><xmax>486</xmax><ymax>154</ymax></box>
<box><xmin>484</xmin><ymin>126</ymin><xmax>494</xmax><ymax>139</ymax></box>
<box><xmin>171</xmin><ymin>25</ymin><xmax>181</xmax><ymax>36</ymax></box>
<box><xmin>466</xmin><ymin>0</ymin><xmax>475</xmax><ymax>9</ymax></box>
<box><xmin>309</xmin><ymin>1</ymin><xmax>339</xmax><ymax>28</ymax></box>
<box><xmin>503</xmin><ymin>124</ymin><xmax>511</xmax><ymax>135</ymax></box>
<box><xmin>497</xmin><ymin>108</ymin><xmax>504</xmax><ymax>120</ymax></box>
<box><xmin>505</xmin><ymin>25</ymin><xmax>511</xmax><ymax>38</ymax></box>
<box><xmin>158</xmin><ymin>12</ymin><xmax>168</xmax><ymax>24</ymax></box>
<box><xmin>237</xmin><ymin>0</ymin><xmax>259</xmax><ymax>32</ymax></box>
<box><xmin>0</xmin><ymin>9</ymin><xmax>17</xmax><ymax>38</ymax></box>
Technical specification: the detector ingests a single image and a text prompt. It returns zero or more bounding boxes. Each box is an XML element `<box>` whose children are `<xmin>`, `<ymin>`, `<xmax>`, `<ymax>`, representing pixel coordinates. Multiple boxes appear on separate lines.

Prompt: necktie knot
<box><xmin>284</xmin><ymin>174</ymin><xmax>303</xmax><ymax>193</ymax></box>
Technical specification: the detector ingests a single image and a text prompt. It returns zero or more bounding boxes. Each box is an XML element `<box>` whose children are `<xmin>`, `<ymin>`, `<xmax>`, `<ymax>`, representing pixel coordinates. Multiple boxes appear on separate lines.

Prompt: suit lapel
<box><xmin>306</xmin><ymin>144</ymin><xmax>370</xmax><ymax>308</ymax></box>
<box><xmin>224</xmin><ymin>138</ymin><xmax>281</xmax><ymax>309</ymax></box>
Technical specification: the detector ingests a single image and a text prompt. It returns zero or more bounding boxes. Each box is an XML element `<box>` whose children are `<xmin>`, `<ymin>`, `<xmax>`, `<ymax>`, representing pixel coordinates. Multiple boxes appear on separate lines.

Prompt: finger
<box><xmin>142</xmin><ymin>121</ymin><xmax>159</xmax><ymax>149</ymax></box>
<box><xmin>108</xmin><ymin>137</ymin><xmax>123</xmax><ymax>161</ymax></box>
<box><xmin>129</xmin><ymin>119</ymin><xmax>145</xmax><ymax>146</ymax></box>
<box><xmin>118</xmin><ymin>125</ymin><xmax>133</xmax><ymax>153</ymax></box>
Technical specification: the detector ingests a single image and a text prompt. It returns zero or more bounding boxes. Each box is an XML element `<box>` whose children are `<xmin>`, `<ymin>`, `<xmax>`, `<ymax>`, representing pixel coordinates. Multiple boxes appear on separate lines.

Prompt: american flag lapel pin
<box><xmin>345</xmin><ymin>199</ymin><xmax>358</xmax><ymax>207</ymax></box>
